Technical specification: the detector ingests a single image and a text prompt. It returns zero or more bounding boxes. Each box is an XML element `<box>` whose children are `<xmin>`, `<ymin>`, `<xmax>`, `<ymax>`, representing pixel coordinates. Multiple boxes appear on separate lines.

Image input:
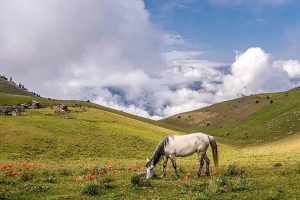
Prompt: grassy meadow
<box><xmin>0</xmin><ymin>79</ymin><xmax>299</xmax><ymax>199</ymax></box>
<box><xmin>0</xmin><ymin>107</ymin><xmax>299</xmax><ymax>199</ymax></box>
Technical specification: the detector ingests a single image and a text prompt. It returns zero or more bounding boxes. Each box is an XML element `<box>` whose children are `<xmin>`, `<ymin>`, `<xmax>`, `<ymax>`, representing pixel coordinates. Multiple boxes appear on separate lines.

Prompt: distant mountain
<box><xmin>161</xmin><ymin>86</ymin><xmax>300</xmax><ymax>145</ymax></box>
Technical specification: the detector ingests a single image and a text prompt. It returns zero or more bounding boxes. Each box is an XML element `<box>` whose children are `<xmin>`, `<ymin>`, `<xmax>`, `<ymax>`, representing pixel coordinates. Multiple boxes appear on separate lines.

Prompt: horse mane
<box><xmin>149</xmin><ymin>137</ymin><xmax>170</xmax><ymax>166</ymax></box>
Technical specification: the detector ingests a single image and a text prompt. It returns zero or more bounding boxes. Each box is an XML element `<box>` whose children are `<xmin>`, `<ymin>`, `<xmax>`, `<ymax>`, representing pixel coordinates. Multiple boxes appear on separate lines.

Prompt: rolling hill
<box><xmin>0</xmin><ymin>78</ymin><xmax>299</xmax><ymax>199</ymax></box>
<box><xmin>161</xmin><ymin>86</ymin><xmax>300</xmax><ymax>145</ymax></box>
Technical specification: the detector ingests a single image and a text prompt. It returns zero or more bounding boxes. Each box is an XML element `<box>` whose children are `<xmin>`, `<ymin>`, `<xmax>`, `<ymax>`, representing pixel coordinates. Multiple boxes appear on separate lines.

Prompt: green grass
<box><xmin>0</xmin><ymin>107</ymin><xmax>299</xmax><ymax>199</ymax></box>
<box><xmin>1</xmin><ymin>83</ymin><xmax>300</xmax><ymax>199</ymax></box>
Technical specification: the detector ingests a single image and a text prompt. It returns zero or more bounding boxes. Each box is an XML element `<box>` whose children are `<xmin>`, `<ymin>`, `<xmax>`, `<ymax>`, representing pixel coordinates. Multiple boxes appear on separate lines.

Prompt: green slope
<box><xmin>161</xmin><ymin>86</ymin><xmax>300</xmax><ymax>145</ymax></box>
<box><xmin>0</xmin><ymin>79</ymin><xmax>33</xmax><ymax>96</ymax></box>
<box><xmin>0</xmin><ymin>107</ymin><xmax>179</xmax><ymax>161</ymax></box>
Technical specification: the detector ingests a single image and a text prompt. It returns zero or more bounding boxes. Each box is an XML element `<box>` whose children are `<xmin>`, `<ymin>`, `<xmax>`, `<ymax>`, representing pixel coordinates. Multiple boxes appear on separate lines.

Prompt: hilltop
<box><xmin>0</xmin><ymin>78</ymin><xmax>34</xmax><ymax>96</ymax></box>
<box><xmin>161</xmin><ymin>86</ymin><xmax>300</xmax><ymax>145</ymax></box>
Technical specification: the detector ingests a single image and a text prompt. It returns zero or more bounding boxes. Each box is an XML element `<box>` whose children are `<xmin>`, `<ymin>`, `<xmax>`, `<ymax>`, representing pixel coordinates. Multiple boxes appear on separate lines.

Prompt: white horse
<box><xmin>146</xmin><ymin>132</ymin><xmax>219</xmax><ymax>179</ymax></box>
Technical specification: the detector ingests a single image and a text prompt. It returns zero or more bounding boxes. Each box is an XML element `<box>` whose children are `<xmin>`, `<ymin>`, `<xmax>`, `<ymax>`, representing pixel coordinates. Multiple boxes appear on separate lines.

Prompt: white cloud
<box><xmin>0</xmin><ymin>0</ymin><xmax>164</xmax><ymax>98</ymax></box>
<box><xmin>274</xmin><ymin>60</ymin><xmax>300</xmax><ymax>79</ymax></box>
<box><xmin>217</xmin><ymin>47</ymin><xmax>294</xmax><ymax>100</ymax></box>
<box><xmin>0</xmin><ymin>1</ymin><xmax>299</xmax><ymax>119</ymax></box>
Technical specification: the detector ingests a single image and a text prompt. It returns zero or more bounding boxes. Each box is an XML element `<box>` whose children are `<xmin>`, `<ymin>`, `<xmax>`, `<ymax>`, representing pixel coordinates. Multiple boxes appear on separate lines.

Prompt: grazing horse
<box><xmin>146</xmin><ymin>132</ymin><xmax>218</xmax><ymax>179</ymax></box>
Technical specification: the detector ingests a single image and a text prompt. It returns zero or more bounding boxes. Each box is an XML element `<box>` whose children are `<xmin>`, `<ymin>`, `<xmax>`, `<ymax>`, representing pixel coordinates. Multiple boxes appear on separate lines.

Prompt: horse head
<box><xmin>145</xmin><ymin>158</ymin><xmax>156</xmax><ymax>179</ymax></box>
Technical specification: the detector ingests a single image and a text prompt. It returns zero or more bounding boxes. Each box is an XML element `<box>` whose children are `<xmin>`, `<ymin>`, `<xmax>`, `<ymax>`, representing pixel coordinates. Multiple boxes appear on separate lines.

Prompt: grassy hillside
<box><xmin>0</xmin><ymin>107</ymin><xmax>179</xmax><ymax>161</ymax></box>
<box><xmin>0</xmin><ymin>79</ymin><xmax>33</xmax><ymax>96</ymax></box>
<box><xmin>0</xmin><ymin>107</ymin><xmax>299</xmax><ymax>200</ymax></box>
<box><xmin>0</xmin><ymin>83</ymin><xmax>299</xmax><ymax>199</ymax></box>
<box><xmin>162</xmin><ymin>86</ymin><xmax>300</xmax><ymax>145</ymax></box>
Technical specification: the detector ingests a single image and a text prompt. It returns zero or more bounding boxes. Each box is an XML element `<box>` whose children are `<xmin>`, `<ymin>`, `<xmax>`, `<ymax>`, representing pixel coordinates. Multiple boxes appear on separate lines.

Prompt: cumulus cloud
<box><xmin>0</xmin><ymin>1</ymin><xmax>299</xmax><ymax>119</ymax></box>
<box><xmin>274</xmin><ymin>60</ymin><xmax>300</xmax><ymax>79</ymax></box>
<box><xmin>0</xmin><ymin>0</ymin><xmax>164</xmax><ymax>98</ymax></box>
<box><xmin>217</xmin><ymin>47</ymin><xmax>291</xmax><ymax>100</ymax></box>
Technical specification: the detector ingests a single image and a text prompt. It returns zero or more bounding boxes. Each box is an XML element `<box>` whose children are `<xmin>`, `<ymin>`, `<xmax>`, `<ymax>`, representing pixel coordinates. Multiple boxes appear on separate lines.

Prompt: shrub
<box><xmin>44</xmin><ymin>176</ymin><xmax>57</xmax><ymax>184</ymax></box>
<box><xmin>273</xmin><ymin>162</ymin><xmax>282</xmax><ymax>167</ymax></box>
<box><xmin>23</xmin><ymin>183</ymin><xmax>50</xmax><ymax>194</ymax></box>
<box><xmin>192</xmin><ymin>176</ymin><xmax>251</xmax><ymax>195</ymax></box>
<box><xmin>131</xmin><ymin>173</ymin><xmax>151</xmax><ymax>188</ymax></box>
<box><xmin>230</xmin><ymin>177</ymin><xmax>251</xmax><ymax>191</ymax></box>
<box><xmin>59</xmin><ymin>169</ymin><xmax>72</xmax><ymax>176</ymax></box>
<box><xmin>193</xmin><ymin>177</ymin><xmax>227</xmax><ymax>195</ymax></box>
<box><xmin>79</xmin><ymin>168</ymin><xmax>90</xmax><ymax>176</ymax></box>
<box><xmin>82</xmin><ymin>182</ymin><xmax>101</xmax><ymax>196</ymax></box>
<box><xmin>20</xmin><ymin>170</ymin><xmax>36</xmax><ymax>182</ymax></box>
<box><xmin>224</xmin><ymin>164</ymin><xmax>246</xmax><ymax>177</ymax></box>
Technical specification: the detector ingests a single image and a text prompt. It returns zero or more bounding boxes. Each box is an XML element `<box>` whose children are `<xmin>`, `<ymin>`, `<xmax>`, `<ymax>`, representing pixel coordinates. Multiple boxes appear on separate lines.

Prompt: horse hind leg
<box><xmin>197</xmin><ymin>153</ymin><xmax>205</xmax><ymax>177</ymax></box>
<box><xmin>162</xmin><ymin>156</ymin><xmax>168</xmax><ymax>178</ymax></box>
<box><xmin>170</xmin><ymin>156</ymin><xmax>179</xmax><ymax>179</ymax></box>
<box><xmin>204</xmin><ymin>154</ymin><xmax>210</xmax><ymax>176</ymax></box>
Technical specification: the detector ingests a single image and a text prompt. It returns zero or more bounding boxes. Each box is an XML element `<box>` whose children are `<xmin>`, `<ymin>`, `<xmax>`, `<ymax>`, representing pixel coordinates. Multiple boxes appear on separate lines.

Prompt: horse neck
<box><xmin>151</xmin><ymin>137</ymin><xmax>169</xmax><ymax>166</ymax></box>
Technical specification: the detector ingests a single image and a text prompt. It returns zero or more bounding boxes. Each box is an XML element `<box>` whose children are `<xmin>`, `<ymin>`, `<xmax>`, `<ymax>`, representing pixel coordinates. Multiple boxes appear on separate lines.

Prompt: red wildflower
<box><xmin>22</xmin><ymin>163</ymin><xmax>38</xmax><ymax>169</ymax></box>
<box><xmin>5</xmin><ymin>171</ymin><xmax>19</xmax><ymax>177</ymax></box>
<box><xmin>1</xmin><ymin>164</ymin><xmax>13</xmax><ymax>170</ymax></box>
<box><xmin>10</xmin><ymin>171</ymin><xmax>19</xmax><ymax>177</ymax></box>
<box><xmin>127</xmin><ymin>166</ymin><xmax>132</xmax><ymax>171</ymax></box>
<box><xmin>92</xmin><ymin>166</ymin><xmax>97</xmax><ymax>173</ymax></box>
<box><xmin>183</xmin><ymin>175</ymin><xmax>189</xmax><ymax>182</ymax></box>
<box><xmin>98</xmin><ymin>170</ymin><xmax>106</xmax><ymax>176</ymax></box>
<box><xmin>75</xmin><ymin>177</ymin><xmax>82</xmax><ymax>183</ymax></box>
<box><xmin>86</xmin><ymin>174</ymin><xmax>95</xmax><ymax>181</ymax></box>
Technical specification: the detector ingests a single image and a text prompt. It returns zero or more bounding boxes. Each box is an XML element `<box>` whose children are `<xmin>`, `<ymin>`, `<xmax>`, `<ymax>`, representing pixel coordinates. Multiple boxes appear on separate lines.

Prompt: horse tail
<box><xmin>208</xmin><ymin>136</ymin><xmax>219</xmax><ymax>175</ymax></box>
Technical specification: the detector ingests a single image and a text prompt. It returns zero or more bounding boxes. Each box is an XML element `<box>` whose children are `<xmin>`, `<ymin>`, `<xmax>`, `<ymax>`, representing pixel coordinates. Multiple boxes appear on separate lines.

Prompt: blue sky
<box><xmin>145</xmin><ymin>0</ymin><xmax>300</xmax><ymax>61</ymax></box>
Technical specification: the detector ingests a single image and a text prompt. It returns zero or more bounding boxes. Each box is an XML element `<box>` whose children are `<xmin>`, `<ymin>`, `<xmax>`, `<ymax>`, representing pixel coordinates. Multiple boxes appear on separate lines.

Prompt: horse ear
<box><xmin>146</xmin><ymin>158</ymin><xmax>149</xmax><ymax>162</ymax></box>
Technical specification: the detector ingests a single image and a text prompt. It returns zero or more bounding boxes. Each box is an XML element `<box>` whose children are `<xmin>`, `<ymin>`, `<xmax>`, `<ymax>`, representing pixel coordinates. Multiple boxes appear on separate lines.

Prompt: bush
<box><xmin>82</xmin><ymin>182</ymin><xmax>101</xmax><ymax>196</ymax></box>
<box><xmin>20</xmin><ymin>170</ymin><xmax>36</xmax><ymax>182</ymax></box>
<box><xmin>59</xmin><ymin>169</ymin><xmax>72</xmax><ymax>176</ymax></box>
<box><xmin>44</xmin><ymin>176</ymin><xmax>57</xmax><ymax>184</ymax></box>
<box><xmin>193</xmin><ymin>177</ymin><xmax>228</xmax><ymax>196</ymax></box>
<box><xmin>273</xmin><ymin>162</ymin><xmax>282</xmax><ymax>167</ymax></box>
<box><xmin>79</xmin><ymin>168</ymin><xmax>90</xmax><ymax>176</ymax></box>
<box><xmin>23</xmin><ymin>183</ymin><xmax>50</xmax><ymax>194</ymax></box>
<box><xmin>230</xmin><ymin>177</ymin><xmax>251</xmax><ymax>191</ymax></box>
<box><xmin>131</xmin><ymin>173</ymin><xmax>151</xmax><ymax>188</ymax></box>
<box><xmin>224</xmin><ymin>164</ymin><xmax>246</xmax><ymax>177</ymax></box>
<box><xmin>192</xmin><ymin>176</ymin><xmax>251</xmax><ymax>195</ymax></box>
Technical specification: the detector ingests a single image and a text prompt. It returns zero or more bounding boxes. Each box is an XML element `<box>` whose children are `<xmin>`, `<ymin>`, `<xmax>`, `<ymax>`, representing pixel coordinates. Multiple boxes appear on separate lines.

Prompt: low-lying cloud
<box><xmin>0</xmin><ymin>0</ymin><xmax>299</xmax><ymax>119</ymax></box>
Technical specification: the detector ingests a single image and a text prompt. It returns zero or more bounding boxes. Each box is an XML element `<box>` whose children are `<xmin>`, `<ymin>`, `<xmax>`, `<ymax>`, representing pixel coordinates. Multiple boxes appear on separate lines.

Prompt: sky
<box><xmin>0</xmin><ymin>0</ymin><xmax>300</xmax><ymax>119</ymax></box>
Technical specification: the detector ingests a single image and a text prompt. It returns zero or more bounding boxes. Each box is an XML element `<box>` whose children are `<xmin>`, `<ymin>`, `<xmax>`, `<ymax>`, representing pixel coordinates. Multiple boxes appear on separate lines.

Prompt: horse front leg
<box><xmin>170</xmin><ymin>156</ymin><xmax>179</xmax><ymax>179</ymax></box>
<box><xmin>162</xmin><ymin>156</ymin><xmax>168</xmax><ymax>178</ymax></box>
<box><xmin>197</xmin><ymin>153</ymin><xmax>205</xmax><ymax>177</ymax></box>
<box><xmin>204</xmin><ymin>154</ymin><xmax>210</xmax><ymax>176</ymax></box>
